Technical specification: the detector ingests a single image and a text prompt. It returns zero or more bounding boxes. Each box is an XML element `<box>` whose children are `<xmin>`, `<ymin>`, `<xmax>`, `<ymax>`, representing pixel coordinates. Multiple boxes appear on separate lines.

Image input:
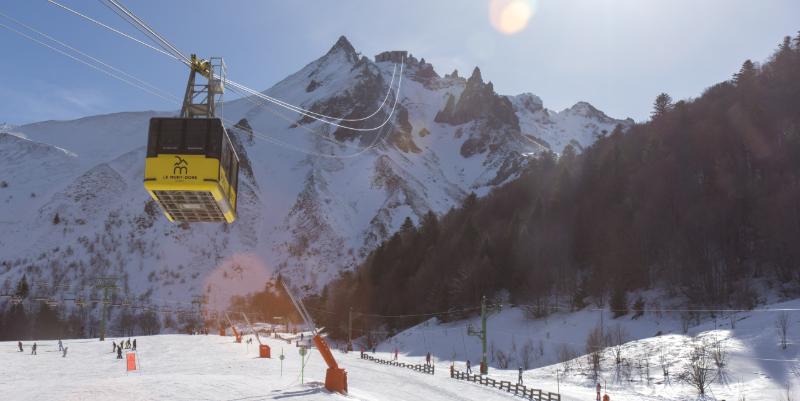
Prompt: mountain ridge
<box><xmin>0</xmin><ymin>36</ymin><xmax>630</xmax><ymax>312</ymax></box>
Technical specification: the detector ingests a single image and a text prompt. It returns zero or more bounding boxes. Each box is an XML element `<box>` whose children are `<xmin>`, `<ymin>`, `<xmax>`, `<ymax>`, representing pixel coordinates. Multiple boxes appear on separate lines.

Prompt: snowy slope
<box><xmin>376</xmin><ymin>298</ymin><xmax>800</xmax><ymax>400</ymax></box>
<box><xmin>0</xmin><ymin>332</ymin><xmax>525</xmax><ymax>401</ymax></box>
<box><xmin>0</xmin><ymin>37</ymin><xmax>630</xmax><ymax>311</ymax></box>
<box><xmin>3</xmin><ymin>297</ymin><xmax>798</xmax><ymax>401</ymax></box>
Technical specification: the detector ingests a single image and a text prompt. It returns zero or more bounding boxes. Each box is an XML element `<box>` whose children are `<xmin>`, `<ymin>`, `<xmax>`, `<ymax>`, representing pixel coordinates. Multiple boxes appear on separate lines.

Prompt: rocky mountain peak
<box><xmin>467</xmin><ymin>67</ymin><xmax>483</xmax><ymax>85</ymax></box>
<box><xmin>325</xmin><ymin>35</ymin><xmax>359</xmax><ymax>64</ymax></box>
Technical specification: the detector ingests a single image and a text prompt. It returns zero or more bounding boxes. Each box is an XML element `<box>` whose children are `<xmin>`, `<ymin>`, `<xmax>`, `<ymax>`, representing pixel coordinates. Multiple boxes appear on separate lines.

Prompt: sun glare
<box><xmin>489</xmin><ymin>0</ymin><xmax>535</xmax><ymax>35</ymax></box>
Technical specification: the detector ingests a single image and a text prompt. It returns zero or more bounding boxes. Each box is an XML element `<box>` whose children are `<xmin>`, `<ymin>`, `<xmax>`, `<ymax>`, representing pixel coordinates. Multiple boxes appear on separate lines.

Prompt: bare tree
<box><xmin>776</xmin><ymin>312</ymin><xmax>790</xmax><ymax>350</ymax></box>
<box><xmin>495</xmin><ymin>349</ymin><xmax>509</xmax><ymax>369</ymax></box>
<box><xmin>557</xmin><ymin>344</ymin><xmax>577</xmax><ymax>372</ymax></box>
<box><xmin>586</xmin><ymin>323</ymin><xmax>605</xmax><ymax>381</ymax></box>
<box><xmin>712</xmin><ymin>339</ymin><xmax>729</xmax><ymax>385</ymax></box>
<box><xmin>680</xmin><ymin>312</ymin><xmax>691</xmax><ymax>334</ymax></box>
<box><xmin>659</xmin><ymin>348</ymin><xmax>672</xmax><ymax>385</ymax></box>
<box><xmin>610</xmin><ymin>323</ymin><xmax>629</xmax><ymax>365</ymax></box>
<box><xmin>679</xmin><ymin>343</ymin><xmax>718</xmax><ymax>396</ymax></box>
<box><xmin>519</xmin><ymin>339</ymin><xmax>535</xmax><ymax>369</ymax></box>
<box><xmin>642</xmin><ymin>348</ymin><xmax>653</xmax><ymax>385</ymax></box>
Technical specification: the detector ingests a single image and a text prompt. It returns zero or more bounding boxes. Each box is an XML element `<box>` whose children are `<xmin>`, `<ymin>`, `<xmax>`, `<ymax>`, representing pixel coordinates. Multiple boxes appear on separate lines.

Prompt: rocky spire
<box><xmin>327</xmin><ymin>35</ymin><xmax>357</xmax><ymax>57</ymax></box>
<box><xmin>467</xmin><ymin>67</ymin><xmax>483</xmax><ymax>85</ymax></box>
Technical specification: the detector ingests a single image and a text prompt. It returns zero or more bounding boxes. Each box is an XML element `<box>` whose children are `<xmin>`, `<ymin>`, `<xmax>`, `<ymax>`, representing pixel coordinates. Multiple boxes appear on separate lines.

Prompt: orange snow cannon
<box><xmin>259</xmin><ymin>344</ymin><xmax>271</xmax><ymax>358</ymax></box>
<box><xmin>313</xmin><ymin>335</ymin><xmax>347</xmax><ymax>393</ymax></box>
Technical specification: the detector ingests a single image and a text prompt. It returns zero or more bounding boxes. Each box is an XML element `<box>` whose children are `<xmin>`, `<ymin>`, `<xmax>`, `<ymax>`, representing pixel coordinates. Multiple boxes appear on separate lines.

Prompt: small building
<box><xmin>375</xmin><ymin>51</ymin><xmax>408</xmax><ymax>63</ymax></box>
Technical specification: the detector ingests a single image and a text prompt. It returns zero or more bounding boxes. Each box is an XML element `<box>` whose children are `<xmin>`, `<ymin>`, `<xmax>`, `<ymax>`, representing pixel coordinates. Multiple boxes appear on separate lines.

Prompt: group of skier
<box><xmin>112</xmin><ymin>338</ymin><xmax>136</xmax><ymax>359</ymax></box>
<box><xmin>17</xmin><ymin>339</ymin><xmax>68</xmax><ymax>357</ymax></box>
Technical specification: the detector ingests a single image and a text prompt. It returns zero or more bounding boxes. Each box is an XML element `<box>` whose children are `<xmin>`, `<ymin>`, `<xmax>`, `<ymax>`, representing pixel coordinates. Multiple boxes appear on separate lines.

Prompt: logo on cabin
<box><xmin>173</xmin><ymin>156</ymin><xmax>188</xmax><ymax>175</ymax></box>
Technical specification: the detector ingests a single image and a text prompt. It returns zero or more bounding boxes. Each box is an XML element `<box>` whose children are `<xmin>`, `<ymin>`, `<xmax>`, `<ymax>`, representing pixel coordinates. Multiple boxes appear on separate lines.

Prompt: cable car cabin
<box><xmin>144</xmin><ymin>117</ymin><xmax>239</xmax><ymax>223</ymax></box>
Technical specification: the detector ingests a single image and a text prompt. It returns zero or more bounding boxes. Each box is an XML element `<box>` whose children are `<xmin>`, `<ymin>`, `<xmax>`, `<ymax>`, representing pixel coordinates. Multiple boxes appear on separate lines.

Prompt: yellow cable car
<box><xmin>143</xmin><ymin>55</ymin><xmax>239</xmax><ymax>223</ymax></box>
<box><xmin>144</xmin><ymin>117</ymin><xmax>238</xmax><ymax>223</ymax></box>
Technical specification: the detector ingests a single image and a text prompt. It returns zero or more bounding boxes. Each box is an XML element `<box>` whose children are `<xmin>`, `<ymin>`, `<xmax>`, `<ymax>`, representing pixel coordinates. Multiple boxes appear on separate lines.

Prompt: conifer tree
<box><xmin>651</xmin><ymin>93</ymin><xmax>673</xmax><ymax>119</ymax></box>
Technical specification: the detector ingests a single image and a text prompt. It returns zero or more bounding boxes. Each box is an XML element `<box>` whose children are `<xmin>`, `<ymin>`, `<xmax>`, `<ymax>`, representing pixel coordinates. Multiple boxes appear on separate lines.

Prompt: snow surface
<box><xmin>0</xmin><ymin>332</ymin><xmax>522</xmax><ymax>401</ymax></box>
<box><xmin>374</xmin><ymin>298</ymin><xmax>800</xmax><ymax>400</ymax></box>
<box><xmin>3</xmin><ymin>299</ymin><xmax>799</xmax><ymax>400</ymax></box>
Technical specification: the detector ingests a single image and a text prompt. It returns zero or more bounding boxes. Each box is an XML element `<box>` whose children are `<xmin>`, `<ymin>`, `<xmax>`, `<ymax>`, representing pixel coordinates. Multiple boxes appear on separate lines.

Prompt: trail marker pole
<box><xmin>299</xmin><ymin>346</ymin><xmax>307</xmax><ymax>384</ymax></box>
<box><xmin>280</xmin><ymin>348</ymin><xmax>285</xmax><ymax>377</ymax></box>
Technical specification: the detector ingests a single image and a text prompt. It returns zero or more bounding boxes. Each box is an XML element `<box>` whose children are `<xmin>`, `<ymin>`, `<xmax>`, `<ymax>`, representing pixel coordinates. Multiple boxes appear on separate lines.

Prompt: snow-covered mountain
<box><xmin>0</xmin><ymin>37</ymin><xmax>630</xmax><ymax>310</ymax></box>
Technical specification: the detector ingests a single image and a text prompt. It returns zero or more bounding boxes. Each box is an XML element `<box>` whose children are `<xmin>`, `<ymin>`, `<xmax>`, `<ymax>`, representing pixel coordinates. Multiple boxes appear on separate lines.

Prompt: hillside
<box><xmin>0</xmin><ymin>36</ymin><xmax>628</xmax><ymax>338</ymax></box>
<box><xmin>314</xmin><ymin>34</ymin><xmax>800</xmax><ymax>338</ymax></box>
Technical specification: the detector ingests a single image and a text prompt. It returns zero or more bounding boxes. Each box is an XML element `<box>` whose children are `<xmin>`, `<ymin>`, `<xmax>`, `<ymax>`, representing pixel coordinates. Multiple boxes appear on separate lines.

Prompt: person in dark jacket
<box><xmin>426</xmin><ymin>352</ymin><xmax>431</xmax><ymax>366</ymax></box>
<box><xmin>518</xmin><ymin>367</ymin><xmax>524</xmax><ymax>385</ymax></box>
<box><xmin>18</xmin><ymin>341</ymin><xmax>23</xmax><ymax>352</ymax></box>
<box><xmin>117</xmin><ymin>346</ymin><xmax>123</xmax><ymax>359</ymax></box>
<box><xmin>132</xmin><ymin>339</ymin><xmax>137</xmax><ymax>351</ymax></box>
<box><xmin>112</xmin><ymin>341</ymin><xmax>117</xmax><ymax>353</ymax></box>
<box><xmin>31</xmin><ymin>342</ymin><xmax>37</xmax><ymax>355</ymax></box>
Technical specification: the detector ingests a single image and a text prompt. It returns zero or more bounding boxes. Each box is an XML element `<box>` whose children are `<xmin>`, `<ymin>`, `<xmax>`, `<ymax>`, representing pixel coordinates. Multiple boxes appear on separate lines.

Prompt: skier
<box><xmin>394</xmin><ymin>348</ymin><xmax>398</xmax><ymax>361</ymax></box>
<box><xmin>466</xmin><ymin>359</ymin><xmax>472</xmax><ymax>374</ymax></box>
<box><xmin>426</xmin><ymin>352</ymin><xmax>431</xmax><ymax>366</ymax></box>
<box><xmin>596</xmin><ymin>383</ymin><xmax>602</xmax><ymax>401</ymax></box>
<box><xmin>17</xmin><ymin>341</ymin><xmax>23</xmax><ymax>352</ymax></box>
<box><xmin>116</xmin><ymin>346</ymin><xmax>123</xmax><ymax>359</ymax></box>
<box><xmin>31</xmin><ymin>342</ymin><xmax>37</xmax><ymax>355</ymax></box>
<box><xmin>126</xmin><ymin>338</ymin><xmax>131</xmax><ymax>349</ymax></box>
<box><xmin>300</xmin><ymin>333</ymin><xmax>304</xmax><ymax>341</ymax></box>
<box><xmin>58</xmin><ymin>339</ymin><xmax>63</xmax><ymax>352</ymax></box>
<box><xmin>132</xmin><ymin>339</ymin><xmax>137</xmax><ymax>351</ymax></box>
<box><xmin>518</xmin><ymin>366</ymin><xmax>523</xmax><ymax>385</ymax></box>
<box><xmin>62</xmin><ymin>347</ymin><xmax>68</xmax><ymax>358</ymax></box>
<box><xmin>112</xmin><ymin>341</ymin><xmax>117</xmax><ymax>353</ymax></box>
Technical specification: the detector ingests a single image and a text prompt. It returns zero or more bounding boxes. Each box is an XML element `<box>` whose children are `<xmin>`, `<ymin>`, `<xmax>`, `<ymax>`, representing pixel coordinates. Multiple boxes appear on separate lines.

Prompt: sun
<box><xmin>489</xmin><ymin>0</ymin><xmax>536</xmax><ymax>35</ymax></box>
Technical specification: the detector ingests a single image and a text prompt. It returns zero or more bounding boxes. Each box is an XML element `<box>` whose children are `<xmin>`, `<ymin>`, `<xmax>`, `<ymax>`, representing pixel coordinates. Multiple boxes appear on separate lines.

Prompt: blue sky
<box><xmin>0</xmin><ymin>0</ymin><xmax>798</xmax><ymax>125</ymax></box>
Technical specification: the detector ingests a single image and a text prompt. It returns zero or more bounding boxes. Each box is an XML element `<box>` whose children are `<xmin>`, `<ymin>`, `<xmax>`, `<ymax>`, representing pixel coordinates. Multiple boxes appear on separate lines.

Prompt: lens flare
<box><xmin>489</xmin><ymin>0</ymin><xmax>535</xmax><ymax>35</ymax></box>
<box><xmin>202</xmin><ymin>253</ymin><xmax>274</xmax><ymax>311</ymax></box>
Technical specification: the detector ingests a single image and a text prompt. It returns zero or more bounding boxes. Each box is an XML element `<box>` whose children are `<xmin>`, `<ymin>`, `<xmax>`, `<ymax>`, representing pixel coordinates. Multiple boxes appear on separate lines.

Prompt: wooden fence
<box><xmin>449</xmin><ymin>367</ymin><xmax>560</xmax><ymax>401</ymax></box>
<box><xmin>359</xmin><ymin>352</ymin><xmax>435</xmax><ymax>375</ymax></box>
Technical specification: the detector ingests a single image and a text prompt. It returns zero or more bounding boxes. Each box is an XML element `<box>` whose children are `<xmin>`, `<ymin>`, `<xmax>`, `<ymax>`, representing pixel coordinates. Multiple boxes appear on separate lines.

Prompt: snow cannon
<box><xmin>313</xmin><ymin>335</ymin><xmax>347</xmax><ymax>393</ymax></box>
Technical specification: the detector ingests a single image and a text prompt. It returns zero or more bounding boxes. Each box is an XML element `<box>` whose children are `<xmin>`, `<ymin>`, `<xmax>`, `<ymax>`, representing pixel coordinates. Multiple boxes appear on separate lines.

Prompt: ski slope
<box><xmin>3</xmin><ymin>296</ymin><xmax>800</xmax><ymax>401</ymax></box>
<box><xmin>0</xmin><ymin>332</ymin><xmax>535</xmax><ymax>401</ymax></box>
<box><xmin>377</xmin><ymin>298</ymin><xmax>800</xmax><ymax>401</ymax></box>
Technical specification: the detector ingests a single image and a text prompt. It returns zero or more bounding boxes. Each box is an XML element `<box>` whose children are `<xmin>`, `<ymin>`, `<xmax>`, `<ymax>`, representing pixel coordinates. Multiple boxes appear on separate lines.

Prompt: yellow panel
<box><xmin>144</xmin><ymin>154</ymin><xmax>219</xmax><ymax>183</ymax></box>
<box><xmin>144</xmin><ymin>154</ymin><xmax>236</xmax><ymax>223</ymax></box>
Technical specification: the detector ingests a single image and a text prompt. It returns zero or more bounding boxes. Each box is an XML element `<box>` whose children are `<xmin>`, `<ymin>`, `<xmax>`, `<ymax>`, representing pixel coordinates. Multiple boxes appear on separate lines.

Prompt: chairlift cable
<box><xmin>0</xmin><ymin>20</ymin><xmax>177</xmax><ymax>104</ymax></box>
<box><xmin>48</xmin><ymin>0</ymin><xmax>405</xmax><ymax>131</ymax></box>
<box><xmin>0</xmin><ymin>11</ymin><xmax>179</xmax><ymax>103</ymax></box>
<box><xmin>46</xmin><ymin>0</ymin><xmax>183</xmax><ymax>63</ymax></box>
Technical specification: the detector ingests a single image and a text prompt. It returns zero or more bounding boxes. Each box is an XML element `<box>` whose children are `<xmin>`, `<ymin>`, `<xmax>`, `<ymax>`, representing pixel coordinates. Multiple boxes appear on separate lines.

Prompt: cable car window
<box><xmin>206</xmin><ymin>120</ymin><xmax>223</xmax><ymax>158</ymax></box>
<box><xmin>185</xmin><ymin>119</ymin><xmax>208</xmax><ymax>152</ymax></box>
<box><xmin>220</xmin><ymin>137</ymin><xmax>229</xmax><ymax>178</ymax></box>
<box><xmin>158</xmin><ymin>119</ymin><xmax>183</xmax><ymax>152</ymax></box>
<box><xmin>230</xmin><ymin>159</ymin><xmax>238</xmax><ymax>195</ymax></box>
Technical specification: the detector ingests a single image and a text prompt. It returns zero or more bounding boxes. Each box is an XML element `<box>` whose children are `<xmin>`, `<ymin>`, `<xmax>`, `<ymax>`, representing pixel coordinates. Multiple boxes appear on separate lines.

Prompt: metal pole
<box><xmin>480</xmin><ymin>295</ymin><xmax>488</xmax><ymax>375</ymax></box>
<box><xmin>99</xmin><ymin>286</ymin><xmax>108</xmax><ymax>341</ymax></box>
